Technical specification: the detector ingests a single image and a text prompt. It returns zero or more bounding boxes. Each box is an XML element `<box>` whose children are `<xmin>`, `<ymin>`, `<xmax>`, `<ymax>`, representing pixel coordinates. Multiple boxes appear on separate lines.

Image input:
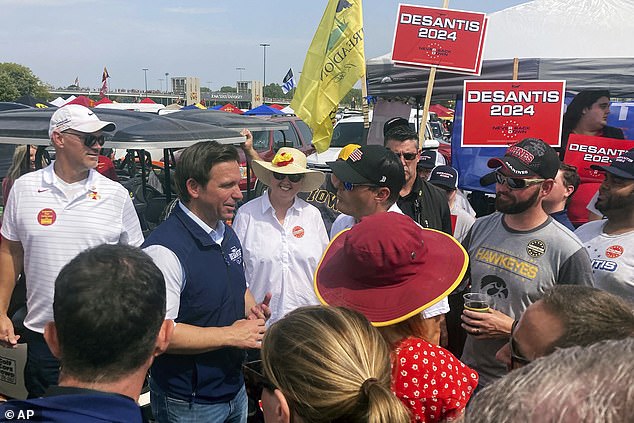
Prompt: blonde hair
<box><xmin>378</xmin><ymin>313</ymin><xmax>439</xmax><ymax>347</ymax></box>
<box><xmin>6</xmin><ymin>145</ymin><xmax>47</xmax><ymax>182</ymax></box>
<box><xmin>262</xmin><ymin>306</ymin><xmax>410</xmax><ymax>423</ymax></box>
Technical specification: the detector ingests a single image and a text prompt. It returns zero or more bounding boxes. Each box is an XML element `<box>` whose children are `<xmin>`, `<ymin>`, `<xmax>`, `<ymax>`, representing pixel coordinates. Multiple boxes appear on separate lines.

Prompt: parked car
<box><xmin>307</xmin><ymin>111</ymin><xmax>450</xmax><ymax>171</ymax></box>
<box><xmin>238</xmin><ymin>115</ymin><xmax>315</xmax><ymax>195</ymax></box>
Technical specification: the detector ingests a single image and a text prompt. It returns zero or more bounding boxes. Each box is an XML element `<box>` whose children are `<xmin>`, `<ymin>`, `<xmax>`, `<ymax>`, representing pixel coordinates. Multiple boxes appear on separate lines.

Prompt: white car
<box><xmin>307</xmin><ymin>113</ymin><xmax>441</xmax><ymax>170</ymax></box>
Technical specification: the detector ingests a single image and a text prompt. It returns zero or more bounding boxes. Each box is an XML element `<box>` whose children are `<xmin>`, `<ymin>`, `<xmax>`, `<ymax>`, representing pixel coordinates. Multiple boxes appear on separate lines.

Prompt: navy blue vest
<box><xmin>143</xmin><ymin>205</ymin><xmax>246</xmax><ymax>404</ymax></box>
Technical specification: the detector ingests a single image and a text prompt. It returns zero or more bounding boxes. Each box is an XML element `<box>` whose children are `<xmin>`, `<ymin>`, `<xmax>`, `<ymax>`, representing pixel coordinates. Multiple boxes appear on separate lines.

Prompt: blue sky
<box><xmin>1</xmin><ymin>0</ymin><xmax>530</xmax><ymax>91</ymax></box>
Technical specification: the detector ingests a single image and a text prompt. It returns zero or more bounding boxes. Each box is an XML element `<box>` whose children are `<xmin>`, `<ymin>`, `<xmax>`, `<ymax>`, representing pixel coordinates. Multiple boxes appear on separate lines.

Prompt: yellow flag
<box><xmin>291</xmin><ymin>0</ymin><xmax>365</xmax><ymax>153</ymax></box>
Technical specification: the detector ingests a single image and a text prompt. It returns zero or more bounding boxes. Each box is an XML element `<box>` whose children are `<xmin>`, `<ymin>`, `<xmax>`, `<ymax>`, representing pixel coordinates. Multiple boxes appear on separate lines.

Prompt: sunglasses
<box><xmin>394</xmin><ymin>151</ymin><xmax>418</xmax><ymax>161</ymax></box>
<box><xmin>495</xmin><ymin>171</ymin><xmax>545</xmax><ymax>190</ymax></box>
<box><xmin>243</xmin><ymin>360</ymin><xmax>277</xmax><ymax>412</ymax></box>
<box><xmin>509</xmin><ymin>320</ymin><xmax>532</xmax><ymax>367</ymax></box>
<box><xmin>273</xmin><ymin>172</ymin><xmax>304</xmax><ymax>183</ymax></box>
<box><xmin>64</xmin><ymin>131</ymin><xmax>106</xmax><ymax>148</ymax></box>
<box><xmin>342</xmin><ymin>181</ymin><xmax>379</xmax><ymax>191</ymax></box>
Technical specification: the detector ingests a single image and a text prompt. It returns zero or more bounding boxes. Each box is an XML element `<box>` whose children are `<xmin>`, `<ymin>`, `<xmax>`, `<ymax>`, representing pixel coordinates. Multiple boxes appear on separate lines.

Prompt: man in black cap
<box><xmin>326</xmin><ymin>144</ymin><xmax>449</xmax><ymax>344</ymax></box>
<box><xmin>459</xmin><ymin>137</ymin><xmax>594</xmax><ymax>388</ymax></box>
<box><xmin>575</xmin><ymin>148</ymin><xmax>634</xmax><ymax>302</ymax></box>
<box><xmin>384</xmin><ymin>125</ymin><xmax>452</xmax><ymax>234</ymax></box>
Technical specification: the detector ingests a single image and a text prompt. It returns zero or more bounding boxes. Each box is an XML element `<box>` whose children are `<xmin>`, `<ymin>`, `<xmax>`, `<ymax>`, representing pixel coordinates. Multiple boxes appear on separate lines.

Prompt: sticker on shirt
<box><xmin>292</xmin><ymin>226</ymin><xmax>305</xmax><ymax>238</ymax></box>
<box><xmin>37</xmin><ymin>208</ymin><xmax>57</xmax><ymax>226</ymax></box>
<box><xmin>88</xmin><ymin>190</ymin><xmax>101</xmax><ymax>200</ymax></box>
<box><xmin>526</xmin><ymin>239</ymin><xmax>546</xmax><ymax>258</ymax></box>
<box><xmin>227</xmin><ymin>245</ymin><xmax>242</xmax><ymax>265</ymax></box>
<box><xmin>605</xmin><ymin>245</ymin><xmax>623</xmax><ymax>259</ymax></box>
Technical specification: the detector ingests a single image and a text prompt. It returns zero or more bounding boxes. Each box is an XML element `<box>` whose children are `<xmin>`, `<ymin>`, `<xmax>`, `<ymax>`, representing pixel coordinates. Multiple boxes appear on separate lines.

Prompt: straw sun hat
<box><xmin>251</xmin><ymin>147</ymin><xmax>325</xmax><ymax>192</ymax></box>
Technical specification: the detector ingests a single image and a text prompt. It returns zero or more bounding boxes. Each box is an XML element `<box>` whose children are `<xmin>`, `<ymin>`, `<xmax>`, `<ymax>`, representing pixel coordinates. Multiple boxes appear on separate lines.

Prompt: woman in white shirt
<box><xmin>233</xmin><ymin>148</ymin><xmax>328</xmax><ymax>324</ymax></box>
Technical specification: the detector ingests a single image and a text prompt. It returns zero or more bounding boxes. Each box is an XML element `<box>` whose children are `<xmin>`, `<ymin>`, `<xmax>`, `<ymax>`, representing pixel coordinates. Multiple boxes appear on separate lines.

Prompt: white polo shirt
<box><xmin>1</xmin><ymin>163</ymin><xmax>144</xmax><ymax>333</ymax></box>
<box><xmin>233</xmin><ymin>193</ymin><xmax>329</xmax><ymax>324</ymax></box>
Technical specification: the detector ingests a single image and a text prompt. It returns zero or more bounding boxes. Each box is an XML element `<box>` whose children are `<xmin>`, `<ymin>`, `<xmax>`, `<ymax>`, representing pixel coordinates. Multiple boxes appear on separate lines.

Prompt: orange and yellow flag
<box><xmin>291</xmin><ymin>0</ymin><xmax>365</xmax><ymax>152</ymax></box>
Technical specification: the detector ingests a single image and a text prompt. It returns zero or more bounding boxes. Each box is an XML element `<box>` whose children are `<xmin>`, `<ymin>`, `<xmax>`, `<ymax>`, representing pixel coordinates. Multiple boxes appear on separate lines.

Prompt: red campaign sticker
<box><xmin>292</xmin><ymin>226</ymin><xmax>305</xmax><ymax>238</ymax></box>
<box><xmin>605</xmin><ymin>245</ymin><xmax>624</xmax><ymax>259</ymax></box>
<box><xmin>461</xmin><ymin>80</ymin><xmax>566</xmax><ymax>147</ymax></box>
<box><xmin>37</xmin><ymin>208</ymin><xmax>56</xmax><ymax>226</ymax></box>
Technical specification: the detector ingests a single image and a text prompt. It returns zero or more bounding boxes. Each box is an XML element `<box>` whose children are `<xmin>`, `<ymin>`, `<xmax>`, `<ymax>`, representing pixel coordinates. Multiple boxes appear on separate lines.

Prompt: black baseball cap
<box><xmin>418</xmin><ymin>150</ymin><xmax>446</xmax><ymax>170</ymax></box>
<box><xmin>327</xmin><ymin>145</ymin><xmax>405</xmax><ymax>196</ymax></box>
<box><xmin>429</xmin><ymin>165</ymin><xmax>458</xmax><ymax>191</ymax></box>
<box><xmin>590</xmin><ymin>149</ymin><xmax>634</xmax><ymax>179</ymax></box>
<box><xmin>487</xmin><ymin>138</ymin><xmax>560</xmax><ymax>179</ymax></box>
<box><xmin>383</xmin><ymin>116</ymin><xmax>409</xmax><ymax>137</ymax></box>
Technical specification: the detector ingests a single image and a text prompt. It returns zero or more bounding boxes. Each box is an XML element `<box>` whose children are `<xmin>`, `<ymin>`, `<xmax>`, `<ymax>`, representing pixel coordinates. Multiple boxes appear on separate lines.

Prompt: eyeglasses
<box><xmin>63</xmin><ymin>130</ymin><xmax>106</xmax><ymax>148</ymax></box>
<box><xmin>273</xmin><ymin>172</ymin><xmax>304</xmax><ymax>183</ymax></box>
<box><xmin>243</xmin><ymin>360</ymin><xmax>277</xmax><ymax>412</ymax></box>
<box><xmin>342</xmin><ymin>181</ymin><xmax>379</xmax><ymax>191</ymax></box>
<box><xmin>495</xmin><ymin>171</ymin><xmax>545</xmax><ymax>190</ymax></box>
<box><xmin>394</xmin><ymin>151</ymin><xmax>418</xmax><ymax>161</ymax></box>
<box><xmin>509</xmin><ymin>320</ymin><xmax>532</xmax><ymax>367</ymax></box>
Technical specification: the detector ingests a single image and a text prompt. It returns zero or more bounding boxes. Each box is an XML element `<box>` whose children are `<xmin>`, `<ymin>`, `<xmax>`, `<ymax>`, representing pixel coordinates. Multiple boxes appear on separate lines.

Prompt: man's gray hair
<box><xmin>465</xmin><ymin>337</ymin><xmax>634</xmax><ymax>423</ymax></box>
<box><xmin>541</xmin><ymin>285</ymin><xmax>634</xmax><ymax>354</ymax></box>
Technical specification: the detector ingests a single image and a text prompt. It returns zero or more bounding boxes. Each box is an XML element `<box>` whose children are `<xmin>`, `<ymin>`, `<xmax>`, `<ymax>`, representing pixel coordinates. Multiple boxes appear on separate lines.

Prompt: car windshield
<box><xmin>251</xmin><ymin>131</ymin><xmax>270</xmax><ymax>152</ymax></box>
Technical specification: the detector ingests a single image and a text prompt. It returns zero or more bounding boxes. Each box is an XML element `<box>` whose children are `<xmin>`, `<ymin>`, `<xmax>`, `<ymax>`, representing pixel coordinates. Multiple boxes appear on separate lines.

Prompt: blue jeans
<box><xmin>149</xmin><ymin>378</ymin><xmax>247</xmax><ymax>423</ymax></box>
<box><xmin>24</xmin><ymin>329</ymin><xmax>60</xmax><ymax>398</ymax></box>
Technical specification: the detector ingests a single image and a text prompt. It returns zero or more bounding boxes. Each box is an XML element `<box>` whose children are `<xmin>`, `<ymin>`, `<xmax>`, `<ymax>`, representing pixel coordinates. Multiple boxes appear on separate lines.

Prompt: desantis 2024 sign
<box><xmin>391</xmin><ymin>4</ymin><xmax>487</xmax><ymax>74</ymax></box>
<box><xmin>461</xmin><ymin>80</ymin><xmax>566</xmax><ymax>147</ymax></box>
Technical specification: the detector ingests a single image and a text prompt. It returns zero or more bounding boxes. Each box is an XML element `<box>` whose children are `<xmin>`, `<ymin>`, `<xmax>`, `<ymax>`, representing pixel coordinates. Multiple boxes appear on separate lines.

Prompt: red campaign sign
<box><xmin>461</xmin><ymin>80</ymin><xmax>566</xmax><ymax>148</ymax></box>
<box><xmin>391</xmin><ymin>4</ymin><xmax>487</xmax><ymax>74</ymax></box>
<box><xmin>564</xmin><ymin>134</ymin><xmax>633</xmax><ymax>182</ymax></box>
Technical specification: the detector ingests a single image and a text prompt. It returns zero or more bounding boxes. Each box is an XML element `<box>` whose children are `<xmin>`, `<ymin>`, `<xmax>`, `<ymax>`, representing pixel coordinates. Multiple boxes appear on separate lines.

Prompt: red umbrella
<box><xmin>66</xmin><ymin>95</ymin><xmax>94</xmax><ymax>107</ymax></box>
<box><xmin>140</xmin><ymin>97</ymin><xmax>156</xmax><ymax>104</ymax></box>
<box><xmin>220</xmin><ymin>103</ymin><xmax>243</xmax><ymax>114</ymax></box>
<box><xmin>430</xmin><ymin>104</ymin><xmax>454</xmax><ymax>118</ymax></box>
<box><xmin>95</xmin><ymin>97</ymin><xmax>113</xmax><ymax>105</ymax></box>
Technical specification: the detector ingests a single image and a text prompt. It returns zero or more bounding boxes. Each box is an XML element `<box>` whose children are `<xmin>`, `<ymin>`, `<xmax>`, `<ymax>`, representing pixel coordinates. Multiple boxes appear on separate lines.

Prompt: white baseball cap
<box><xmin>48</xmin><ymin>105</ymin><xmax>116</xmax><ymax>138</ymax></box>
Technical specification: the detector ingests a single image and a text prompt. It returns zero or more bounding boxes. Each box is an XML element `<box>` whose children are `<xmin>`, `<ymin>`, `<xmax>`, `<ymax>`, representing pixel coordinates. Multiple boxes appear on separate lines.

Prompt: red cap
<box><xmin>314</xmin><ymin>212</ymin><xmax>468</xmax><ymax>326</ymax></box>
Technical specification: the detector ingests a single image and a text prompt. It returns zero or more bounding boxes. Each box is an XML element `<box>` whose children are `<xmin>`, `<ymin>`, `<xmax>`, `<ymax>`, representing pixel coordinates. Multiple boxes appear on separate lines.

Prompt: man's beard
<box><xmin>495</xmin><ymin>187</ymin><xmax>540</xmax><ymax>214</ymax></box>
<box><xmin>596</xmin><ymin>189</ymin><xmax>634</xmax><ymax>214</ymax></box>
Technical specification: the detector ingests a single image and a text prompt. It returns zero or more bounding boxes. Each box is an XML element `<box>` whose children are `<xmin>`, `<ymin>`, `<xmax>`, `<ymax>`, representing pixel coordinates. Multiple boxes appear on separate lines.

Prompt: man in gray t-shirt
<box><xmin>460</xmin><ymin>138</ymin><xmax>594</xmax><ymax>387</ymax></box>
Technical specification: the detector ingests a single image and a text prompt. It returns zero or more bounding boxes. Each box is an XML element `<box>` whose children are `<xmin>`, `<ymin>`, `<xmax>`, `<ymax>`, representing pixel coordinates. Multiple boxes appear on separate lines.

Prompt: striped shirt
<box><xmin>1</xmin><ymin>163</ymin><xmax>143</xmax><ymax>333</ymax></box>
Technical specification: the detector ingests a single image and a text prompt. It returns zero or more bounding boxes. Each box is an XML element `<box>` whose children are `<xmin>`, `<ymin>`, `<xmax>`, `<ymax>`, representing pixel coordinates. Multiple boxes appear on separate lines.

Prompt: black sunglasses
<box><xmin>243</xmin><ymin>360</ymin><xmax>277</xmax><ymax>412</ymax></box>
<box><xmin>495</xmin><ymin>171</ymin><xmax>545</xmax><ymax>190</ymax></box>
<box><xmin>273</xmin><ymin>172</ymin><xmax>304</xmax><ymax>183</ymax></box>
<box><xmin>394</xmin><ymin>151</ymin><xmax>418</xmax><ymax>161</ymax></box>
<box><xmin>64</xmin><ymin>130</ymin><xmax>106</xmax><ymax>147</ymax></box>
<box><xmin>509</xmin><ymin>320</ymin><xmax>532</xmax><ymax>367</ymax></box>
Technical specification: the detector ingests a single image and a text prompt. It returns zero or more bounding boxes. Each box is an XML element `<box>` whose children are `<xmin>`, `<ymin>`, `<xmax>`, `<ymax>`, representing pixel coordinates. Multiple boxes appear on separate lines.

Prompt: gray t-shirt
<box><xmin>460</xmin><ymin>212</ymin><xmax>594</xmax><ymax>386</ymax></box>
<box><xmin>575</xmin><ymin>220</ymin><xmax>634</xmax><ymax>302</ymax></box>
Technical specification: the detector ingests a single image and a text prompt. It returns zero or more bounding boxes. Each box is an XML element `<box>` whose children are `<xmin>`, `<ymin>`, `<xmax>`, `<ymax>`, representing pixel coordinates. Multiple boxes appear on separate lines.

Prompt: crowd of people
<box><xmin>0</xmin><ymin>89</ymin><xmax>631</xmax><ymax>422</ymax></box>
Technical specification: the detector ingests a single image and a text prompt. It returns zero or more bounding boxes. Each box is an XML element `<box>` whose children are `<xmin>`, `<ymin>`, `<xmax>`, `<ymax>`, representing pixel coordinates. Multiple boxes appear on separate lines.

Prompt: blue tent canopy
<box><xmin>210</xmin><ymin>105</ymin><xmax>223</xmax><ymax>110</ymax></box>
<box><xmin>244</xmin><ymin>104</ymin><xmax>284</xmax><ymax>115</ymax></box>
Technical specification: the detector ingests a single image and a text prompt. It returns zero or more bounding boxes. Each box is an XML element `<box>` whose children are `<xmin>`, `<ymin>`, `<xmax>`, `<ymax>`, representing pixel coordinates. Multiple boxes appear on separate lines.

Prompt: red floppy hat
<box><xmin>314</xmin><ymin>212</ymin><xmax>468</xmax><ymax>327</ymax></box>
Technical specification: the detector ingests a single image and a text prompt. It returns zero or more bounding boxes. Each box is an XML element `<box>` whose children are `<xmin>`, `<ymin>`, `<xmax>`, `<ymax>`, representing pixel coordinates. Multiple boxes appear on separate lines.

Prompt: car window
<box><xmin>331</xmin><ymin>121</ymin><xmax>364</xmax><ymax>147</ymax></box>
<box><xmin>273</xmin><ymin>128</ymin><xmax>299</xmax><ymax>150</ymax></box>
<box><xmin>252</xmin><ymin>131</ymin><xmax>270</xmax><ymax>152</ymax></box>
<box><xmin>295</xmin><ymin>120</ymin><xmax>313</xmax><ymax>146</ymax></box>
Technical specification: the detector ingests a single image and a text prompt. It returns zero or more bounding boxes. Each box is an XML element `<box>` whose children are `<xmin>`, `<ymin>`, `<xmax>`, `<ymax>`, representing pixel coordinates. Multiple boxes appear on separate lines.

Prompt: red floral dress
<box><xmin>392</xmin><ymin>337</ymin><xmax>478</xmax><ymax>422</ymax></box>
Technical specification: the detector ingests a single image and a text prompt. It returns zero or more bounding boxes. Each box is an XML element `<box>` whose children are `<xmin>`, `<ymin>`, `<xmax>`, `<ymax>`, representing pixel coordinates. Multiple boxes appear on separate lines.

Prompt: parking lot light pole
<box><xmin>259</xmin><ymin>43</ymin><xmax>270</xmax><ymax>102</ymax></box>
<box><xmin>142</xmin><ymin>68</ymin><xmax>149</xmax><ymax>97</ymax></box>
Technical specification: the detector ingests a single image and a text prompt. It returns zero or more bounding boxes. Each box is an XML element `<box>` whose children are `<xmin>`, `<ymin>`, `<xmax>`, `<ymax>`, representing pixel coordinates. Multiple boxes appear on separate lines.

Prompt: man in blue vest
<box><xmin>143</xmin><ymin>141</ymin><xmax>271</xmax><ymax>422</ymax></box>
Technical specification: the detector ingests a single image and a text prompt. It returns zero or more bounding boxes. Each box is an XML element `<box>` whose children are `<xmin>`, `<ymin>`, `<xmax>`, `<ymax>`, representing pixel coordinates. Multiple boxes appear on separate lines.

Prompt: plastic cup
<box><xmin>463</xmin><ymin>293</ymin><xmax>492</xmax><ymax>312</ymax></box>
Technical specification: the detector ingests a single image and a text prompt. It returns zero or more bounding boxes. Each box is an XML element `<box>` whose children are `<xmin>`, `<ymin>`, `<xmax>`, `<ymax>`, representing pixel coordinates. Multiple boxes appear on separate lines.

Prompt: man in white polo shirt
<box><xmin>0</xmin><ymin>104</ymin><xmax>144</xmax><ymax>397</ymax></box>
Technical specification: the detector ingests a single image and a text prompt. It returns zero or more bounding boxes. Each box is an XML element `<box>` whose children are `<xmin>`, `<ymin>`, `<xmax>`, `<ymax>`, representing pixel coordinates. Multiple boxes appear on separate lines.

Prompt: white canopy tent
<box><xmin>484</xmin><ymin>0</ymin><xmax>634</xmax><ymax>59</ymax></box>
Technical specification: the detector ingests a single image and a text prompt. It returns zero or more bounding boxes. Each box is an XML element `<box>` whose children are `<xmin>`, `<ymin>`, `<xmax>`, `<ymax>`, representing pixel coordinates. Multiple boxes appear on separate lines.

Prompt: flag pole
<box><xmin>419</xmin><ymin>0</ymin><xmax>449</xmax><ymax>149</ymax></box>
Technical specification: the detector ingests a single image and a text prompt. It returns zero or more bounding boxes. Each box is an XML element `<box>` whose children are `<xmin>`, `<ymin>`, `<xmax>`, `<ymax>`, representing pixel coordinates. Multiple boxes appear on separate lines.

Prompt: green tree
<box><xmin>220</xmin><ymin>86</ymin><xmax>237</xmax><ymax>93</ymax></box>
<box><xmin>341</xmin><ymin>88</ymin><xmax>362</xmax><ymax>109</ymax></box>
<box><xmin>0</xmin><ymin>72</ymin><xmax>20</xmax><ymax>101</ymax></box>
<box><xmin>263</xmin><ymin>83</ymin><xmax>285</xmax><ymax>100</ymax></box>
<box><xmin>0</xmin><ymin>62</ymin><xmax>49</xmax><ymax>101</ymax></box>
